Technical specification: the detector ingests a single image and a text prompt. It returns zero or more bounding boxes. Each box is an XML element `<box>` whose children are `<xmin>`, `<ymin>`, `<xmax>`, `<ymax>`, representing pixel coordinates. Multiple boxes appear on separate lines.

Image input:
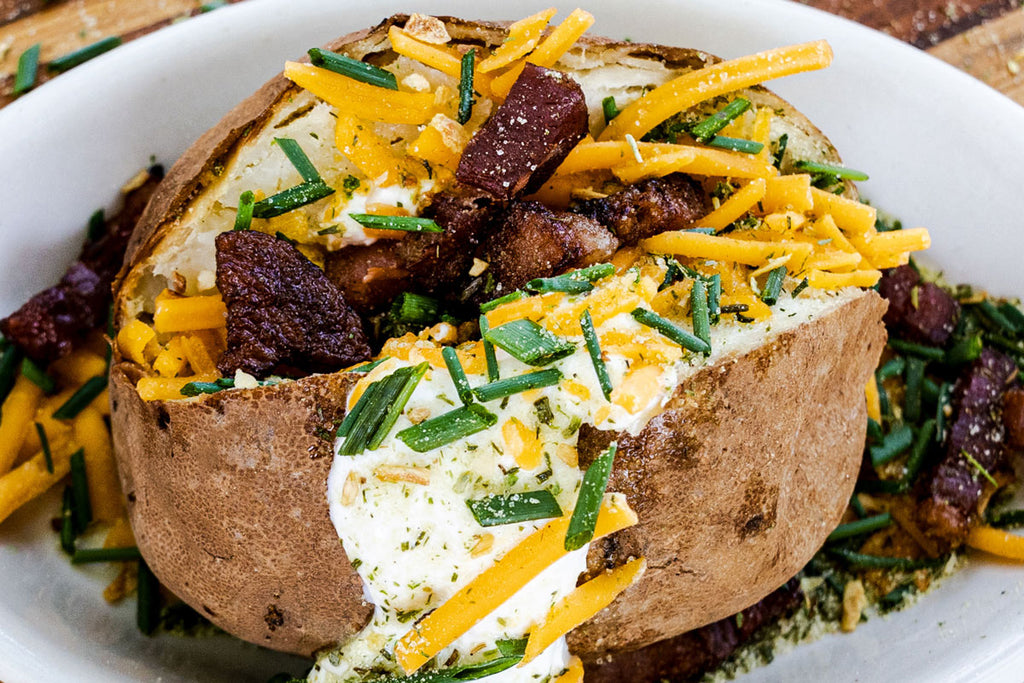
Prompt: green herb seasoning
<box><xmin>565</xmin><ymin>442</ymin><xmax>617</xmax><ymax>551</ymax></box>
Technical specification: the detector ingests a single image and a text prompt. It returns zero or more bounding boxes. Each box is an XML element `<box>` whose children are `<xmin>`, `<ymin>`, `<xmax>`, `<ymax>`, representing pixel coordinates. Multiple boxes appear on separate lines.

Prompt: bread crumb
<box><xmin>841</xmin><ymin>579</ymin><xmax>867</xmax><ymax>632</ymax></box>
<box><xmin>401</xmin><ymin>72</ymin><xmax>432</xmax><ymax>92</ymax></box>
<box><xmin>470</xmin><ymin>533</ymin><xmax>494</xmax><ymax>557</ymax></box>
<box><xmin>374</xmin><ymin>465</ymin><xmax>431</xmax><ymax>485</ymax></box>
<box><xmin>233</xmin><ymin>369</ymin><xmax>260</xmax><ymax>389</ymax></box>
<box><xmin>340</xmin><ymin>471</ymin><xmax>360</xmax><ymax>506</ymax></box>
<box><xmin>469</xmin><ymin>258</ymin><xmax>489</xmax><ymax>277</ymax></box>
<box><xmin>404</xmin><ymin>14</ymin><xmax>451</xmax><ymax>44</ymax></box>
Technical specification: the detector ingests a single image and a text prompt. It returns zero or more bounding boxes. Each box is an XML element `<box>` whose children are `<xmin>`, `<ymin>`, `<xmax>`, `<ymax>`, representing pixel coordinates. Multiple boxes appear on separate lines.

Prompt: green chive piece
<box><xmin>275</xmin><ymin>231</ymin><xmax>297</xmax><ymax>245</ymax></box>
<box><xmin>275</xmin><ymin>137</ymin><xmax>323</xmax><ymax>183</ymax></box>
<box><xmin>34</xmin><ymin>422</ymin><xmax>53</xmax><ymax>474</ymax></box>
<box><xmin>496</xmin><ymin>637</ymin><xmax>529</xmax><ymax>657</ymax></box>
<box><xmin>826</xmin><ymin>512</ymin><xmax>892</xmax><ymax>542</ymax></box>
<box><xmin>602</xmin><ymin>96</ymin><xmax>619</xmax><ymax>124</ymax></box>
<box><xmin>442</xmin><ymin>347</ymin><xmax>475</xmax><ymax>405</ymax></box>
<box><xmin>707</xmin><ymin>136</ymin><xmax>764</xmax><ymax>154</ymax></box>
<box><xmin>630</xmin><ymin>308</ymin><xmax>710</xmax><ymax>354</ymax></box>
<box><xmin>317</xmin><ymin>225</ymin><xmax>340</xmax><ymax>235</ymax></box>
<box><xmin>880</xmin><ymin>584</ymin><xmax>915</xmax><ymax>608</ymax></box>
<box><xmin>337</xmin><ymin>364</ymin><xmax>428</xmax><ymax>454</ymax></box>
<box><xmin>988</xmin><ymin>509</ymin><xmax>1024</xmax><ymax>529</ymax></box>
<box><xmin>180</xmin><ymin>381</ymin><xmax>225</xmax><ymax>397</ymax></box>
<box><xmin>13</xmin><ymin>43</ymin><xmax>41</xmax><ymax>96</ymax></box>
<box><xmin>760</xmin><ymin>266</ymin><xmax>787</xmax><ymax>306</ymax></box>
<box><xmin>997</xmin><ymin>302</ymin><xmax>1024</xmax><ymax>334</ymax></box>
<box><xmin>580</xmin><ymin>309</ymin><xmax>612</xmax><ymax>401</ymax></box>
<box><xmin>86</xmin><ymin>209</ymin><xmax>106</xmax><ymax>242</ymax></box>
<box><xmin>876</xmin><ymin>373</ymin><xmax>892</xmax><ymax>419</ymax></box>
<box><xmin>961</xmin><ymin>449</ymin><xmax>998</xmax><ymax>487</ymax></box>
<box><xmin>385</xmin><ymin>654</ymin><xmax>522</xmax><ymax>682</ymax></box>
<box><xmin>481</xmin><ymin>290</ymin><xmax>528</xmax><ymax>313</ymax></box>
<box><xmin>869</xmin><ymin>423</ymin><xmax>914</xmax><ymax>466</ymax></box>
<box><xmin>849</xmin><ymin>493</ymin><xmax>867</xmax><ymax>519</ymax></box>
<box><xmin>984</xmin><ymin>332</ymin><xmax>1024</xmax><ymax>359</ymax></box>
<box><xmin>69</xmin><ymin>449</ymin><xmax>91</xmax><ymax>534</ymax></box>
<box><xmin>903</xmin><ymin>419</ymin><xmax>936</xmax><ymax>486</ymax></box>
<box><xmin>772</xmin><ymin>133</ymin><xmax>789</xmax><ymax>169</ymax></box>
<box><xmin>483</xmin><ymin>319</ymin><xmax>575</xmax><ymax>367</ymax></box>
<box><xmin>336</xmin><ymin>380</ymin><xmax>379</xmax><ymax>440</ymax></box>
<box><xmin>887</xmin><ymin>339</ymin><xmax>945</xmax><ymax>362</ymax></box>
<box><xmin>344</xmin><ymin>357</ymin><xmax>390</xmax><ymax>373</ymax></box>
<box><xmin>59</xmin><ymin>486</ymin><xmax>76</xmax><ymax>555</ymax></box>
<box><xmin>0</xmin><ymin>344</ymin><xmax>22</xmax><ymax>405</ymax></box>
<box><xmin>793</xmin><ymin>160</ymin><xmax>869</xmax><ymax>181</ymax></box>
<box><xmin>690</xmin><ymin>278</ymin><xmax>711</xmax><ymax>351</ymax></box>
<box><xmin>199</xmin><ymin>0</ymin><xmax>228</xmax><ymax>10</ymax></box>
<box><xmin>945</xmin><ymin>332</ymin><xmax>984</xmax><ymax>366</ymax></box>
<box><xmin>527</xmin><ymin>263</ymin><xmax>616</xmax><ymax>294</ymax></box>
<box><xmin>307</xmin><ymin>47</ymin><xmax>398</xmax><ymax>89</ymax></box>
<box><xmin>480</xmin><ymin>315</ymin><xmax>500</xmax><ymax>382</ymax></box>
<box><xmin>392</xmin><ymin>292</ymin><xmax>441</xmax><ymax>326</ymax></box>
<box><xmin>866</xmin><ymin>417</ymin><xmax>883</xmax><ymax>442</ymax></box>
<box><xmin>53</xmin><ymin>376</ymin><xmax>108</xmax><ymax>419</ymax></box>
<box><xmin>877</xmin><ymin>357</ymin><xmax>906</xmax><ymax>381</ymax></box>
<box><xmin>828</xmin><ymin>547</ymin><xmax>945</xmax><ymax>571</ymax></box>
<box><xmin>791</xmin><ymin>277</ymin><xmax>809</xmax><ymax>298</ymax></box>
<box><xmin>396</xmin><ymin>403</ymin><xmax>498</xmax><ymax>453</ymax></box>
<box><xmin>922</xmin><ymin>376</ymin><xmax>940</xmax><ymax>406</ymax></box>
<box><xmin>565</xmin><ymin>442</ymin><xmax>617</xmax><ymax>551</ymax></box>
<box><xmin>707</xmin><ymin>273</ymin><xmax>721</xmax><ymax>324</ymax></box>
<box><xmin>690</xmin><ymin>98</ymin><xmax>751</xmax><ymax>143</ymax></box>
<box><xmin>71</xmin><ymin>546</ymin><xmax>143</xmax><ymax>564</ymax></box>
<box><xmin>253</xmin><ymin>180</ymin><xmax>335</xmax><ymax>219</ymax></box>
<box><xmin>473</xmin><ymin>369</ymin><xmax>562</xmax><ymax>403</ymax></box>
<box><xmin>904</xmin><ymin>357</ymin><xmax>925</xmax><ymax>423</ymax></box>
<box><xmin>367</xmin><ymin>363</ymin><xmax>428</xmax><ymax>450</ymax></box>
<box><xmin>458</xmin><ymin>48</ymin><xmax>476</xmax><ymax>125</ymax></box>
<box><xmin>20</xmin><ymin>357</ymin><xmax>55</xmax><ymax>394</ymax></box>
<box><xmin>48</xmin><ymin>36</ymin><xmax>121</xmax><ymax>73</ymax></box>
<box><xmin>348</xmin><ymin>213</ymin><xmax>443</xmax><ymax>233</ymax></box>
<box><xmin>137</xmin><ymin>558</ymin><xmax>160</xmax><ymax>636</ymax></box>
<box><xmin>976</xmin><ymin>300</ymin><xmax>1019</xmax><ymax>336</ymax></box>
<box><xmin>467</xmin><ymin>490</ymin><xmax>563</xmax><ymax>527</ymax></box>
<box><xmin>232</xmin><ymin>190</ymin><xmax>255</xmax><ymax>231</ymax></box>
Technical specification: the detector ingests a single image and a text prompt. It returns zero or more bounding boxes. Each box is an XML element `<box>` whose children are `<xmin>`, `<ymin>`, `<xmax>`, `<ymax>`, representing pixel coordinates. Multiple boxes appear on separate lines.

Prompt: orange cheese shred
<box><xmin>0</xmin><ymin>375</ymin><xmax>44</xmax><ymax>476</ymax></box>
<box><xmin>476</xmin><ymin>7</ymin><xmax>557</xmax><ymax>73</ymax></box>
<box><xmin>967</xmin><ymin>525</ymin><xmax>1024</xmax><ymax>561</ymax></box>
<box><xmin>394</xmin><ymin>495</ymin><xmax>638</xmax><ymax>674</ymax></box>
<box><xmin>153</xmin><ymin>293</ymin><xmax>227</xmax><ymax>334</ymax></box>
<box><xmin>489</xmin><ymin>8</ymin><xmax>595</xmax><ymax>98</ymax></box>
<box><xmin>698</xmin><ymin>178</ymin><xmax>767</xmax><ymax>230</ymax></box>
<box><xmin>642</xmin><ymin>231</ymin><xmax>813</xmax><ymax>268</ymax></box>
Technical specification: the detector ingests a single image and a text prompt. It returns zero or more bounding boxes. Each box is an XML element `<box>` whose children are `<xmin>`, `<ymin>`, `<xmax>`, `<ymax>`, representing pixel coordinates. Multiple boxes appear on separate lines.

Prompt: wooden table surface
<box><xmin>1</xmin><ymin>0</ymin><xmax>1022</xmax><ymax>108</ymax></box>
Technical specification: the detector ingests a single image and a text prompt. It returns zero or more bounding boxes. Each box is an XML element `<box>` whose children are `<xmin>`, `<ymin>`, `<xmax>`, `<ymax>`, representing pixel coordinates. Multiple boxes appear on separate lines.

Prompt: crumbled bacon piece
<box><xmin>878</xmin><ymin>265</ymin><xmax>959</xmax><ymax>346</ymax></box>
<box><xmin>573</xmin><ymin>174</ymin><xmax>709</xmax><ymax>244</ymax></box>
<box><xmin>216</xmin><ymin>230</ymin><xmax>370</xmax><ymax>377</ymax></box>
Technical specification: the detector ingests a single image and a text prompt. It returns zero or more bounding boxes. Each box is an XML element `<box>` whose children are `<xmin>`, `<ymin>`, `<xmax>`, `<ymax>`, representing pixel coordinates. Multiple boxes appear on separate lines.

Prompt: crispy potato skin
<box><xmin>110</xmin><ymin>14</ymin><xmax>881</xmax><ymax>660</ymax></box>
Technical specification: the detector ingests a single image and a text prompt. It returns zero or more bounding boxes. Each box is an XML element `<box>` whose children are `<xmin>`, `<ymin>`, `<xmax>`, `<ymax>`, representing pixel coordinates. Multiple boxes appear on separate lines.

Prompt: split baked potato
<box><xmin>109</xmin><ymin>11</ymin><xmax>900</xmax><ymax>678</ymax></box>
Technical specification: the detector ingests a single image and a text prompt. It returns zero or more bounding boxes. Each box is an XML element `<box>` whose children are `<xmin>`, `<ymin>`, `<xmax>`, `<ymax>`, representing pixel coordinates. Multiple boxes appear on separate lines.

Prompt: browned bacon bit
<box><xmin>878</xmin><ymin>265</ymin><xmax>959</xmax><ymax>346</ymax></box>
<box><xmin>583</xmin><ymin>578</ymin><xmax>803</xmax><ymax>683</ymax></box>
<box><xmin>1</xmin><ymin>166</ymin><xmax>164</xmax><ymax>362</ymax></box>
<box><xmin>573</xmin><ymin>174</ymin><xmax>709</xmax><ymax>244</ymax></box>
<box><xmin>324</xmin><ymin>244</ymin><xmax>411</xmax><ymax>316</ymax></box>
<box><xmin>456</xmin><ymin>64</ymin><xmax>588</xmax><ymax>200</ymax></box>
<box><xmin>215</xmin><ymin>230</ymin><xmax>370</xmax><ymax>378</ymax></box>
<box><xmin>1003</xmin><ymin>386</ymin><xmax>1024</xmax><ymax>448</ymax></box>
<box><xmin>919</xmin><ymin>348</ymin><xmax>1016</xmax><ymax>547</ymax></box>
<box><xmin>479</xmin><ymin>201</ymin><xmax>619</xmax><ymax>295</ymax></box>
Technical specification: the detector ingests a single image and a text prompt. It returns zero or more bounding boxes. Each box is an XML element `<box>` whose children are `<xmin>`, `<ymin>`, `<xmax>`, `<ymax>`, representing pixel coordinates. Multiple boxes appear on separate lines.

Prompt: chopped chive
<box><xmin>480</xmin><ymin>290</ymin><xmax>528</xmax><ymax>313</ymax></box>
<box><xmin>13</xmin><ymin>43</ymin><xmax>41</xmax><ymax>96</ymax></box>
<box><xmin>869</xmin><ymin>423</ymin><xmax>914</xmax><ymax>467</ymax></box>
<box><xmin>997</xmin><ymin>302</ymin><xmax>1024</xmax><ymax>334</ymax></box>
<box><xmin>199</xmin><ymin>0</ymin><xmax>228</xmax><ymax>10</ymax></box>
<box><xmin>887</xmin><ymin>339</ymin><xmax>945</xmax><ymax>362</ymax></box>
<box><xmin>180</xmin><ymin>381</ymin><xmax>226</xmax><ymax>397</ymax></box>
<box><xmin>71</xmin><ymin>546</ymin><xmax>143</xmax><ymax>564</ymax></box>
<box><xmin>137</xmin><ymin>558</ymin><xmax>160</xmax><ymax>635</ymax></box>
<box><xmin>988</xmin><ymin>509</ymin><xmax>1024</xmax><ymax>529</ymax></box>
<box><xmin>904</xmin><ymin>357</ymin><xmax>925</xmax><ymax>423</ymax></box>
<box><xmin>565</xmin><ymin>442</ymin><xmax>617</xmax><ymax>551</ymax></box>
<box><xmin>0</xmin><ymin>343</ymin><xmax>22</xmax><ymax>405</ymax></box>
<box><xmin>760</xmin><ymin>266</ymin><xmax>787</xmax><ymax>306</ymax></box>
<box><xmin>307</xmin><ymin>47</ymin><xmax>398</xmax><ymax>90</ymax></box>
<box><xmin>828</xmin><ymin>548</ymin><xmax>945</xmax><ymax>570</ymax></box>
<box><xmin>396</xmin><ymin>403</ymin><xmax>497</xmax><ymax>453</ymax></box>
<box><xmin>866</xmin><ymin>417</ymin><xmax>883</xmax><ymax>443</ymax></box>
<box><xmin>856</xmin><ymin>478</ymin><xmax>906</xmax><ymax>495</ymax></box>
<box><xmin>53</xmin><ymin>376</ymin><xmax>108</xmax><ymax>419</ymax></box>
<box><xmin>473</xmin><ymin>369</ymin><xmax>562</xmax><ymax>403</ymax></box>
<box><xmin>791</xmin><ymin>277</ymin><xmax>809</xmax><ymax>298</ymax></box>
<box><xmin>922</xmin><ymin>377</ymin><xmax>940</xmax><ymax>406</ymax></box>
<box><xmin>496</xmin><ymin>638</ymin><xmax>529</xmax><ymax>657</ymax></box>
<box><xmin>483</xmin><ymin>319</ymin><xmax>575</xmax><ymax>367</ymax></box>
<box><xmin>849</xmin><ymin>493</ymin><xmax>867</xmax><ymax>519</ymax></box>
<box><xmin>984</xmin><ymin>332</ymin><xmax>1024</xmax><ymax>359</ymax></box>
<box><xmin>877</xmin><ymin>357</ymin><xmax>906</xmax><ymax>381</ymax></box>
<box><xmin>34</xmin><ymin>422</ymin><xmax>53</xmax><ymax>474</ymax></box>
<box><xmin>336</xmin><ymin>380</ymin><xmax>379</xmax><ymax>440</ymax></box>
<box><xmin>793</xmin><ymin>160</ymin><xmax>869</xmax><ymax>181</ymax></box>
<box><xmin>960</xmin><ymin>449</ymin><xmax>998</xmax><ymax>487</ymax></box>
<box><xmin>602</xmin><ymin>95</ymin><xmax>619</xmax><ymax>124</ymax></box>
<box><xmin>274</xmin><ymin>137</ymin><xmax>322</xmax><ymax>183</ymax></box>
<box><xmin>59</xmin><ymin>486</ymin><xmax>75</xmax><ymax>554</ymax></box>
<box><xmin>86</xmin><ymin>209</ymin><xmax>106</xmax><ymax>242</ymax></box>
<box><xmin>69</xmin><ymin>449</ymin><xmax>91</xmax><ymax>534</ymax></box>
<box><xmin>690</xmin><ymin>97</ymin><xmax>751</xmax><ymax>143</ymax></box>
<box><xmin>880</xmin><ymin>584</ymin><xmax>915</xmax><ymax>608</ymax></box>
<box><xmin>976</xmin><ymin>300</ymin><xmax>1018</xmax><ymax>336</ymax></box>
<box><xmin>707</xmin><ymin>273</ymin><xmax>721</xmax><ymax>324</ymax></box>
<box><xmin>707</xmin><ymin>136</ymin><xmax>764</xmax><ymax>154</ymax></box>
<box><xmin>903</xmin><ymin>419</ymin><xmax>936</xmax><ymax>485</ymax></box>
<box><xmin>232</xmin><ymin>190</ymin><xmax>255</xmax><ymax>231</ymax></box>
<box><xmin>526</xmin><ymin>263</ymin><xmax>616</xmax><ymax>294</ymax></box>
<box><xmin>467</xmin><ymin>490</ymin><xmax>563</xmax><ymax>527</ymax></box>
<box><xmin>47</xmin><ymin>36</ymin><xmax>121</xmax><ymax>73</ymax></box>
<box><xmin>348</xmin><ymin>213</ymin><xmax>443</xmax><ymax>233</ymax></box>
<box><xmin>772</xmin><ymin>133</ymin><xmax>789</xmax><ymax>169</ymax></box>
<box><xmin>876</xmin><ymin>373</ymin><xmax>892</xmax><ymax>419</ymax></box>
<box><xmin>690</xmin><ymin>278</ymin><xmax>711</xmax><ymax>351</ymax></box>
<box><xmin>944</xmin><ymin>332</ymin><xmax>983</xmax><ymax>365</ymax></box>
<box><xmin>458</xmin><ymin>48</ymin><xmax>475</xmax><ymax>125</ymax></box>
<box><xmin>392</xmin><ymin>292</ymin><xmax>441</xmax><ymax>326</ymax></box>
<box><xmin>686</xmin><ymin>227</ymin><xmax>717</xmax><ymax>235</ymax></box>
<box><xmin>344</xmin><ymin>357</ymin><xmax>390</xmax><ymax>373</ymax></box>
<box><xmin>20</xmin><ymin>357</ymin><xmax>55</xmax><ymax>394</ymax></box>
<box><xmin>480</xmin><ymin>315</ymin><xmax>500</xmax><ymax>382</ymax></box>
<box><xmin>442</xmin><ymin>347</ymin><xmax>474</xmax><ymax>405</ymax></box>
<box><xmin>367</xmin><ymin>363</ymin><xmax>428</xmax><ymax>450</ymax></box>
<box><xmin>275</xmin><ymin>231</ymin><xmax>297</xmax><ymax>245</ymax></box>
<box><xmin>659</xmin><ymin>257</ymin><xmax>697</xmax><ymax>291</ymax></box>
<box><xmin>630</xmin><ymin>308</ymin><xmax>710</xmax><ymax>354</ymax></box>
<box><xmin>253</xmin><ymin>180</ymin><xmax>335</xmax><ymax>219</ymax></box>
<box><xmin>826</xmin><ymin>512</ymin><xmax>892</xmax><ymax>542</ymax></box>
<box><xmin>580</xmin><ymin>309</ymin><xmax>613</xmax><ymax>401</ymax></box>
<box><xmin>317</xmin><ymin>225</ymin><xmax>340</xmax><ymax>235</ymax></box>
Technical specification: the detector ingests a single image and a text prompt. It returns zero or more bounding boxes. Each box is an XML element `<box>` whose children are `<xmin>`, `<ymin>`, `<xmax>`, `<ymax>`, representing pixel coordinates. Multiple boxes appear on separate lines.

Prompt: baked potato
<box><xmin>108</xmin><ymin>11</ymin><xmax>910</xmax><ymax>680</ymax></box>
